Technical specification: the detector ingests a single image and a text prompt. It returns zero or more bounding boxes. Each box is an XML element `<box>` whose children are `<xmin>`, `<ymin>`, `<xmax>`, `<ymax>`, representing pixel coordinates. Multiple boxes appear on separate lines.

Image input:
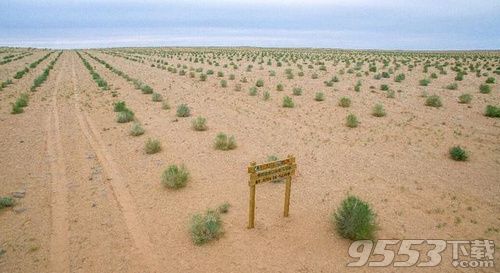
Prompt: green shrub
<box><xmin>346</xmin><ymin>114</ymin><xmax>358</xmax><ymax>128</ymax></box>
<box><xmin>372</xmin><ymin>104</ymin><xmax>386</xmax><ymax>117</ymax></box>
<box><xmin>145</xmin><ymin>138</ymin><xmax>161</xmax><ymax>154</ymax></box>
<box><xmin>220</xmin><ymin>80</ymin><xmax>227</xmax><ymax>88</ymax></box>
<box><xmin>200</xmin><ymin>74</ymin><xmax>207</xmax><ymax>81</ymax></box>
<box><xmin>161</xmin><ymin>164</ymin><xmax>189</xmax><ymax>188</ymax></box>
<box><xmin>152</xmin><ymin>92</ymin><xmax>163</xmax><ymax>102</ymax></box>
<box><xmin>113</xmin><ymin>101</ymin><xmax>127</xmax><ymax>112</ymax></box>
<box><xmin>214</xmin><ymin>133</ymin><xmax>236</xmax><ymax>150</ymax></box>
<box><xmin>380</xmin><ymin>84</ymin><xmax>389</xmax><ymax>91</ymax></box>
<box><xmin>140</xmin><ymin>84</ymin><xmax>154</xmax><ymax>94</ymax></box>
<box><xmin>339</xmin><ymin>97</ymin><xmax>351</xmax><ymax>107</ymax></box>
<box><xmin>0</xmin><ymin>196</ymin><xmax>14</xmax><ymax>209</ymax></box>
<box><xmin>217</xmin><ymin>202</ymin><xmax>231</xmax><ymax>214</ymax></box>
<box><xmin>276</xmin><ymin>83</ymin><xmax>284</xmax><ymax>91</ymax></box>
<box><xmin>263</xmin><ymin>91</ymin><xmax>270</xmax><ymax>101</ymax></box>
<box><xmin>314</xmin><ymin>92</ymin><xmax>324</xmax><ymax>101</ymax></box>
<box><xmin>485</xmin><ymin>77</ymin><xmax>495</xmax><ymax>84</ymax></box>
<box><xmin>479</xmin><ymin>84</ymin><xmax>491</xmax><ymax>94</ymax></box>
<box><xmin>192</xmin><ymin>116</ymin><xmax>207</xmax><ymax>131</ymax></box>
<box><xmin>449</xmin><ymin>146</ymin><xmax>468</xmax><ymax>161</ymax></box>
<box><xmin>394</xmin><ymin>73</ymin><xmax>405</xmax><ymax>82</ymax></box>
<box><xmin>162</xmin><ymin>101</ymin><xmax>170</xmax><ymax>110</ymax></box>
<box><xmin>485</xmin><ymin>105</ymin><xmax>500</xmax><ymax>117</ymax></box>
<box><xmin>282</xmin><ymin>96</ymin><xmax>294</xmax><ymax>108</ymax></box>
<box><xmin>446</xmin><ymin>83</ymin><xmax>458</xmax><ymax>90</ymax></box>
<box><xmin>419</xmin><ymin>79</ymin><xmax>430</xmax><ymax>86</ymax></box>
<box><xmin>332</xmin><ymin>195</ymin><xmax>376</xmax><ymax>240</ymax></box>
<box><xmin>11</xmin><ymin>103</ymin><xmax>24</xmax><ymax>114</ymax></box>
<box><xmin>248</xmin><ymin>87</ymin><xmax>257</xmax><ymax>96</ymax></box>
<box><xmin>176</xmin><ymin>104</ymin><xmax>191</xmax><ymax>117</ymax></box>
<box><xmin>425</xmin><ymin>95</ymin><xmax>442</xmax><ymax>108</ymax></box>
<box><xmin>130</xmin><ymin>122</ymin><xmax>145</xmax><ymax>136</ymax></box>
<box><xmin>386</xmin><ymin>90</ymin><xmax>395</xmax><ymax>98</ymax></box>
<box><xmin>458</xmin><ymin>93</ymin><xmax>472</xmax><ymax>104</ymax></box>
<box><xmin>190</xmin><ymin>209</ymin><xmax>223</xmax><ymax>245</ymax></box>
<box><xmin>256</xmin><ymin>79</ymin><xmax>264</xmax><ymax>87</ymax></box>
<box><xmin>15</xmin><ymin>94</ymin><xmax>29</xmax><ymax>107</ymax></box>
<box><xmin>116</xmin><ymin>109</ymin><xmax>135</xmax><ymax>123</ymax></box>
<box><xmin>292</xmin><ymin>87</ymin><xmax>302</xmax><ymax>96</ymax></box>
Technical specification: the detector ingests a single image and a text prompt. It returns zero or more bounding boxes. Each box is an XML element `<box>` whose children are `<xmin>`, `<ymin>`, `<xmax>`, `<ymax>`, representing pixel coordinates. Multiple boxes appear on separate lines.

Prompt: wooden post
<box><xmin>248</xmin><ymin>162</ymin><xmax>256</xmax><ymax>229</ymax></box>
<box><xmin>283</xmin><ymin>176</ymin><xmax>292</xmax><ymax>217</ymax></box>
<box><xmin>248</xmin><ymin>184</ymin><xmax>256</xmax><ymax>228</ymax></box>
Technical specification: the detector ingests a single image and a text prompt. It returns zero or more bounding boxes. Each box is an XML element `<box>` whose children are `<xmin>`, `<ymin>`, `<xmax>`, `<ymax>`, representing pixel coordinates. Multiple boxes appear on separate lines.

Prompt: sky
<box><xmin>0</xmin><ymin>0</ymin><xmax>499</xmax><ymax>50</ymax></box>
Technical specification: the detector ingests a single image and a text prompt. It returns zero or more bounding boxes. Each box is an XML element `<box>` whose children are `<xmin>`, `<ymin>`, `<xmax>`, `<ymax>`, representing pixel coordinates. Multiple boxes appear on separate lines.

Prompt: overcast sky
<box><xmin>0</xmin><ymin>0</ymin><xmax>499</xmax><ymax>49</ymax></box>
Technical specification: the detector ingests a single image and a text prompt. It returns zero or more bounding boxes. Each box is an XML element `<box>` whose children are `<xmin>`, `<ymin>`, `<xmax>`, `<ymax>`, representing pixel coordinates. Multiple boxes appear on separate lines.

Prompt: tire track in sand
<box><xmin>47</xmin><ymin>53</ymin><xmax>71</xmax><ymax>273</ymax></box>
<box><xmin>69</xmin><ymin>52</ymin><xmax>161</xmax><ymax>272</ymax></box>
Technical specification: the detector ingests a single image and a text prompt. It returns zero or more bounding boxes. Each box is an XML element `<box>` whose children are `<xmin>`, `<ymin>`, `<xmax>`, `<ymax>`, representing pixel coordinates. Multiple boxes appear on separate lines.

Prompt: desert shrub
<box><xmin>485</xmin><ymin>105</ymin><xmax>500</xmax><ymax>117</ymax></box>
<box><xmin>176</xmin><ymin>104</ymin><xmax>191</xmax><ymax>117</ymax></box>
<box><xmin>485</xmin><ymin>77</ymin><xmax>495</xmax><ymax>84</ymax></box>
<box><xmin>458</xmin><ymin>93</ymin><xmax>472</xmax><ymax>104</ymax></box>
<box><xmin>332</xmin><ymin>195</ymin><xmax>376</xmax><ymax>240</ymax></box>
<box><xmin>282</xmin><ymin>96</ymin><xmax>294</xmax><ymax>108</ymax></box>
<box><xmin>213</xmin><ymin>132</ymin><xmax>236</xmax><ymax>150</ymax></box>
<box><xmin>140</xmin><ymin>84</ymin><xmax>154</xmax><ymax>94</ymax></box>
<box><xmin>380</xmin><ymin>84</ymin><xmax>389</xmax><ymax>91</ymax></box>
<box><xmin>15</xmin><ymin>93</ymin><xmax>29</xmax><ymax>107</ymax></box>
<box><xmin>425</xmin><ymin>95</ymin><xmax>442</xmax><ymax>108</ymax></box>
<box><xmin>394</xmin><ymin>73</ymin><xmax>405</xmax><ymax>82</ymax></box>
<box><xmin>386</xmin><ymin>90</ymin><xmax>395</xmax><ymax>98</ymax></box>
<box><xmin>116</xmin><ymin>109</ymin><xmax>135</xmax><ymax>123</ymax></box>
<box><xmin>248</xmin><ymin>87</ymin><xmax>257</xmax><ymax>96</ymax></box>
<box><xmin>234</xmin><ymin>83</ymin><xmax>242</xmax><ymax>92</ymax></box>
<box><xmin>217</xmin><ymin>202</ymin><xmax>230</xmax><ymax>214</ymax></box>
<box><xmin>449</xmin><ymin>146</ymin><xmax>468</xmax><ymax>161</ymax></box>
<box><xmin>0</xmin><ymin>196</ymin><xmax>14</xmax><ymax>209</ymax></box>
<box><xmin>220</xmin><ymin>80</ymin><xmax>227</xmax><ymax>88</ymax></box>
<box><xmin>292</xmin><ymin>87</ymin><xmax>302</xmax><ymax>96</ymax></box>
<box><xmin>130</xmin><ymin>122</ymin><xmax>145</xmax><ymax>136</ymax></box>
<box><xmin>145</xmin><ymin>138</ymin><xmax>161</xmax><ymax>154</ymax></box>
<box><xmin>113</xmin><ymin>101</ymin><xmax>127</xmax><ymax>112</ymax></box>
<box><xmin>431</xmin><ymin>73</ymin><xmax>438</xmax><ymax>79</ymax></box>
<box><xmin>315</xmin><ymin>92</ymin><xmax>325</xmax><ymax>101</ymax></box>
<box><xmin>276</xmin><ymin>83</ymin><xmax>284</xmax><ymax>91</ymax></box>
<box><xmin>479</xmin><ymin>84</ymin><xmax>491</xmax><ymax>94</ymax></box>
<box><xmin>11</xmin><ymin>103</ymin><xmax>24</xmax><ymax>114</ymax></box>
<box><xmin>199</xmin><ymin>74</ymin><xmax>207</xmax><ymax>81</ymax></box>
<box><xmin>229</xmin><ymin>74</ymin><xmax>235</xmax><ymax>80</ymax></box>
<box><xmin>161</xmin><ymin>164</ymin><xmax>189</xmax><ymax>188</ymax></box>
<box><xmin>217</xmin><ymin>71</ymin><xmax>224</xmax><ymax>77</ymax></box>
<box><xmin>339</xmin><ymin>97</ymin><xmax>351</xmax><ymax>107</ymax></box>
<box><xmin>192</xmin><ymin>116</ymin><xmax>207</xmax><ymax>131</ymax></box>
<box><xmin>256</xmin><ymin>79</ymin><xmax>264</xmax><ymax>87</ymax></box>
<box><xmin>152</xmin><ymin>92</ymin><xmax>163</xmax><ymax>102</ymax></box>
<box><xmin>263</xmin><ymin>91</ymin><xmax>270</xmax><ymax>101</ymax></box>
<box><xmin>455</xmin><ymin>72</ymin><xmax>464</xmax><ymax>81</ymax></box>
<box><xmin>419</xmin><ymin>79</ymin><xmax>430</xmax><ymax>86</ymax></box>
<box><xmin>446</xmin><ymin>83</ymin><xmax>458</xmax><ymax>90</ymax></box>
<box><xmin>190</xmin><ymin>209</ymin><xmax>223</xmax><ymax>245</ymax></box>
<box><xmin>346</xmin><ymin>114</ymin><xmax>358</xmax><ymax>128</ymax></box>
<box><xmin>162</xmin><ymin>101</ymin><xmax>170</xmax><ymax>110</ymax></box>
<box><xmin>372</xmin><ymin>104</ymin><xmax>386</xmax><ymax>117</ymax></box>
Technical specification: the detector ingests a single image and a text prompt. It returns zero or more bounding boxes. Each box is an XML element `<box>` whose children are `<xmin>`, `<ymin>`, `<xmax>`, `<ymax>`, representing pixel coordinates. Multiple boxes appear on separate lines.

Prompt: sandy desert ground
<box><xmin>0</xmin><ymin>47</ymin><xmax>499</xmax><ymax>273</ymax></box>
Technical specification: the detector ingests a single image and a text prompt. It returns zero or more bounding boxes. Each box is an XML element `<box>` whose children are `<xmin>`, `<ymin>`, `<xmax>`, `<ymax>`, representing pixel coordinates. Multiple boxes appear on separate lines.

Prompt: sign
<box><xmin>247</xmin><ymin>155</ymin><xmax>297</xmax><ymax>229</ymax></box>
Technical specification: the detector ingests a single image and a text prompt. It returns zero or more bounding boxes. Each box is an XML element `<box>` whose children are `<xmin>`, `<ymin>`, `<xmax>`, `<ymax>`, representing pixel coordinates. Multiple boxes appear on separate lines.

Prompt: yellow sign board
<box><xmin>247</xmin><ymin>155</ymin><xmax>297</xmax><ymax>228</ymax></box>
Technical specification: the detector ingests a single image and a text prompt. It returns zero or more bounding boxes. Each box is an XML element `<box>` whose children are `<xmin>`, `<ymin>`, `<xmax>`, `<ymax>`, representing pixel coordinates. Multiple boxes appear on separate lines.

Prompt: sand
<box><xmin>0</xmin><ymin>48</ymin><xmax>499</xmax><ymax>273</ymax></box>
